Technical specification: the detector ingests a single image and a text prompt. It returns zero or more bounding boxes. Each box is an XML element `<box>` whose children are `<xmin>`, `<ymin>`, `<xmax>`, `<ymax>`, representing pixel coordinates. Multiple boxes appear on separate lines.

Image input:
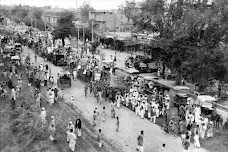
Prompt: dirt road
<box><xmin>21</xmin><ymin>46</ymin><xmax>210</xmax><ymax>152</ymax></box>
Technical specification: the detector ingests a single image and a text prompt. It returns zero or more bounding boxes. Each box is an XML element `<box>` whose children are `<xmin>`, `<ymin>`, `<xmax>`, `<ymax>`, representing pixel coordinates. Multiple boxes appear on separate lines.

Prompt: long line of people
<box><xmin>85</xmin><ymin>73</ymin><xmax>220</xmax><ymax>151</ymax></box>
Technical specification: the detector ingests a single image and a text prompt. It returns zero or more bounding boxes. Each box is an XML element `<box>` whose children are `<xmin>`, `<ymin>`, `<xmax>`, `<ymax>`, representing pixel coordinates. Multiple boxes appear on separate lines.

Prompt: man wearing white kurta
<box><xmin>140</xmin><ymin>101</ymin><xmax>145</xmax><ymax>119</ymax></box>
<box><xmin>73</xmin><ymin>69</ymin><xmax>77</xmax><ymax>80</ymax></box>
<box><xmin>40</xmin><ymin>107</ymin><xmax>46</xmax><ymax>125</ymax></box>
<box><xmin>68</xmin><ymin>129</ymin><xmax>76</xmax><ymax>152</ymax></box>
<box><xmin>194</xmin><ymin>105</ymin><xmax>201</xmax><ymax>124</ymax></box>
<box><xmin>136</xmin><ymin>100</ymin><xmax>140</xmax><ymax>116</ymax></box>
<box><xmin>155</xmin><ymin>102</ymin><xmax>160</xmax><ymax>117</ymax></box>
<box><xmin>116</xmin><ymin>94</ymin><xmax>122</xmax><ymax>108</ymax></box>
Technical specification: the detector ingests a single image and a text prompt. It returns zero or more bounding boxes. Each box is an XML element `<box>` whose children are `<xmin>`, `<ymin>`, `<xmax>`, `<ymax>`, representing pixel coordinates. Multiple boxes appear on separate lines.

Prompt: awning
<box><xmin>106</xmin><ymin>35</ymin><xmax>114</xmax><ymax>39</ymax></box>
<box><xmin>11</xmin><ymin>56</ymin><xmax>20</xmax><ymax>60</ymax></box>
<box><xmin>124</xmin><ymin>41</ymin><xmax>140</xmax><ymax>46</ymax></box>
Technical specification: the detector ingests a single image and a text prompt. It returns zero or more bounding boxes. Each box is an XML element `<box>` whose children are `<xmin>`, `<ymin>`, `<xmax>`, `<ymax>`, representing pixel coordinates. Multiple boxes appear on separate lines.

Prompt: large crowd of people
<box><xmin>1</xmin><ymin>26</ymin><xmax>228</xmax><ymax>152</ymax></box>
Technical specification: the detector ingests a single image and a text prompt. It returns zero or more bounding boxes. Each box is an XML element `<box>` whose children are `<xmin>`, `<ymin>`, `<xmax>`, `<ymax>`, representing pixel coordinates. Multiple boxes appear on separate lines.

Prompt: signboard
<box><xmin>110</xmin><ymin>75</ymin><xmax>125</xmax><ymax>88</ymax></box>
<box><xmin>95</xmin><ymin>73</ymin><xmax>101</xmax><ymax>81</ymax></box>
<box><xmin>73</xmin><ymin>21</ymin><xmax>89</xmax><ymax>28</ymax></box>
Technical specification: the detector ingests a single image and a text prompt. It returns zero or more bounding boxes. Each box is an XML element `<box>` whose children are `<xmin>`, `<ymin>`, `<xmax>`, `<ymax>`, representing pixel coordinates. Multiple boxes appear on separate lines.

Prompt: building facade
<box><xmin>89</xmin><ymin>10</ymin><xmax>133</xmax><ymax>32</ymax></box>
<box><xmin>42</xmin><ymin>11</ymin><xmax>60</xmax><ymax>27</ymax></box>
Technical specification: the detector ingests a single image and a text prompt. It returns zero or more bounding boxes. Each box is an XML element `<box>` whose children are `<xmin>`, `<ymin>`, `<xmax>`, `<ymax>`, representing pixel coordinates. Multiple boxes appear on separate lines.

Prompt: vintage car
<box><xmin>14</xmin><ymin>43</ymin><xmax>22</xmax><ymax>54</ymax></box>
<box><xmin>3</xmin><ymin>46</ymin><xmax>15</xmax><ymax>55</ymax></box>
<box><xmin>57</xmin><ymin>71</ymin><xmax>71</xmax><ymax>87</ymax></box>
<box><xmin>173</xmin><ymin>92</ymin><xmax>189</xmax><ymax>107</ymax></box>
<box><xmin>173</xmin><ymin>86</ymin><xmax>197</xmax><ymax>100</ymax></box>
<box><xmin>11</xmin><ymin>55</ymin><xmax>21</xmax><ymax>66</ymax></box>
<box><xmin>195</xmin><ymin>95</ymin><xmax>217</xmax><ymax>115</ymax></box>
<box><xmin>134</xmin><ymin>62</ymin><xmax>152</xmax><ymax>73</ymax></box>
<box><xmin>102</xmin><ymin>60</ymin><xmax>114</xmax><ymax>71</ymax></box>
<box><xmin>53</xmin><ymin>54</ymin><xmax>67</xmax><ymax>66</ymax></box>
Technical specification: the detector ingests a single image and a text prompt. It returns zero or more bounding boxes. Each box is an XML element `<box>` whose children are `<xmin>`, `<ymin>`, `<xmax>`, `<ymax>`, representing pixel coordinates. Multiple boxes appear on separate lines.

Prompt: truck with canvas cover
<box><xmin>53</xmin><ymin>54</ymin><xmax>67</xmax><ymax>66</ymax></box>
<box><xmin>57</xmin><ymin>71</ymin><xmax>71</xmax><ymax>87</ymax></box>
<box><xmin>14</xmin><ymin>43</ymin><xmax>22</xmax><ymax>54</ymax></box>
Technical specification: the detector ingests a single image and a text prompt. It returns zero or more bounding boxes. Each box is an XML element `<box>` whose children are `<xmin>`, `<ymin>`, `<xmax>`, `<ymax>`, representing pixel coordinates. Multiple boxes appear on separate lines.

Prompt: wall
<box><xmin>89</xmin><ymin>11</ymin><xmax>116</xmax><ymax>32</ymax></box>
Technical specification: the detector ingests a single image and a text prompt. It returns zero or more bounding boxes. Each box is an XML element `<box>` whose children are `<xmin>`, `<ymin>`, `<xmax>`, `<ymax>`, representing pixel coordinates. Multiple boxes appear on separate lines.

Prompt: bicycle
<box><xmin>161</xmin><ymin>124</ymin><xmax>178</xmax><ymax>139</ymax></box>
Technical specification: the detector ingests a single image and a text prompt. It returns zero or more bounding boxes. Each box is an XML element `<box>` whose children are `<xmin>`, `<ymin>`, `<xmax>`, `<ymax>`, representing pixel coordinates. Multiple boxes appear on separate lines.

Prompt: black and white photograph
<box><xmin>0</xmin><ymin>0</ymin><xmax>228</xmax><ymax>152</ymax></box>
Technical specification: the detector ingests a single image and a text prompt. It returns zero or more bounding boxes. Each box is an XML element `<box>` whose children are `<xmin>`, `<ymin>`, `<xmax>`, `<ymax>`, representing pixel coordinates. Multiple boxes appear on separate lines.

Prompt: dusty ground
<box><xmin>1</xmin><ymin>45</ymin><xmax>228</xmax><ymax>152</ymax></box>
<box><xmin>0</xmin><ymin>62</ymin><xmax>121</xmax><ymax>152</ymax></box>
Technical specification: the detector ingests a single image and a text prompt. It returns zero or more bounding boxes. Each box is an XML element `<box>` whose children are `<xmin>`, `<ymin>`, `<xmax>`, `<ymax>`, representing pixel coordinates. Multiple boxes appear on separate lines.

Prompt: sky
<box><xmin>0</xmin><ymin>0</ymin><xmax>144</xmax><ymax>10</ymax></box>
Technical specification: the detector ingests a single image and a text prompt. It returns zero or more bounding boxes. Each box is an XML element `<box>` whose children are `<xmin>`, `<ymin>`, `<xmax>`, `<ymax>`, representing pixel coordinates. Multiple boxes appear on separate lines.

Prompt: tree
<box><xmin>52</xmin><ymin>11</ymin><xmax>75</xmax><ymax>46</ymax></box>
<box><xmin>119</xmin><ymin>0</ymin><xmax>138</xmax><ymax>22</ymax></box>
<box><xmin>11</xmin><ymin>5</ymin><xmax>29</xmax><ymax>22</ymax></box>
<box><xmin>32</xmin><ymin>9</ymin><xmax>43</xmax><ymax>20</ymax></box>
<box><xmin>0</xmin><ymin>6</ymin><xmax>11</xmax><ymax>18</ymax></box>
<box><xmin>80</xmin><ymin>4</ymin><xmax>95</xmax><ymax>21</ymax></box>
<box><xmin>127</xmin><ymin>0</ymin><xmax>228</xmax><ymax>91</ymax></box>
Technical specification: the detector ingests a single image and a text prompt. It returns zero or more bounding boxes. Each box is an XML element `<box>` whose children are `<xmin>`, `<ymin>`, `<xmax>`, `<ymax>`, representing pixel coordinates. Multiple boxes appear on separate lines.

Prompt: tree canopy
<box><xmin>80</xmin><ymin>4</ymin><xmax>95</xmax><ymax>21</ymax></box>
<box><xmin>0</xmin><ymin>5</ymin><xmax>46</xmax><ymax>30</ymax></box>
<box><xmin>52</xmin><ymin>11</ymin><xmax>75</xmax><ymax>46</ymax></box>
<box><xmin>122</xmin><ymin>0</ymin><xmax>228</xmax><ymax>90</ymax></box>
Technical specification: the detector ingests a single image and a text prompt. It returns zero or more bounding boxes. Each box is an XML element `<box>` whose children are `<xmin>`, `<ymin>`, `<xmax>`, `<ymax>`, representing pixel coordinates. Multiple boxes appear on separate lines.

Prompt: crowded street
<box><xmin>1</xmin><ymin>1</ymin><xmax>228</xmax><ymax>152</ymax></box>
<box><xmin>20</xmin><ymin>45</ymin><xmax>208</xmax><ymax>152</ymax></box>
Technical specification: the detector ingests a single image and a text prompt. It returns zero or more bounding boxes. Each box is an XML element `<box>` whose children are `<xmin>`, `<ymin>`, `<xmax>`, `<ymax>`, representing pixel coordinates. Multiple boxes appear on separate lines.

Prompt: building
<box><xmin>115</xmin><ymin>10</ymin><xmax>134</xmax><ymax>32</ymax></box>
<box><xmin>42</xmin><ymin>11</ymin><xmax>61</xmax><ymax>27</ymax></box>
<box><xmin>89</xmin><ymin>10</ymin><xmax>133</xmax><ymax>33</ymax></box>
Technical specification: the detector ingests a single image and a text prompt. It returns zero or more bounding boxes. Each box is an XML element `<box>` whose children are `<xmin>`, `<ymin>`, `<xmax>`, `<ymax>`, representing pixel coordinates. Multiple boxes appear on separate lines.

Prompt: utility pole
<box><xmin>92</xmin><ymin>20</ymin><xmax>94</xmax><ymax>43</ymax></box>
<box><xmin>30</xmin><ymin>18</ymin><xmax>33</xmax><ymax>27</ymax></box>
<box><xmin>76</xmin><ymin>0</ymin><xmax>79</xmax><ymax>49</ymax></box>
<box><xmin>83</xmin><ymin>25</ymin><xmax>85</xmax><ymax>51</ymax></box>
<box><xmin>44</xmin><ymin>19</ymin><xmax>46</xmax><ymax>32</ymax></box>
<box><xmin>77</xmin><ymin>27</ymin><xmax>79</xmax><ymax>49</ymax></box>
<box><xmin>35</xmin><ymin>19</ymin><xmax>37</xmax><ymax>29</ymax></box>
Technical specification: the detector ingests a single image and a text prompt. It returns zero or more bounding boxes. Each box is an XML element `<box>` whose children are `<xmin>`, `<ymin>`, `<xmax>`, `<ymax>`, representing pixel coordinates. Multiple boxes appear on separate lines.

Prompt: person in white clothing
<box><xmin>151</xmin><ymin>107</ymin><xmax>156</xmax><ymax>123</ymax></box>
<box><xmin>11</xmin><ymin>87</ymin><xmax>16</xmax><ymax>100</ymax></box>
<box><xmin>22</xmin><ymin>55</ymin><xmax>25</xmax><ymax>65</ymax></box>
<box><xmin>140</xmin><ymin>102</ymin><xmax>145</xmax><ymax>119</ymax></box>
<box><xmin>70</xmin><ymin>95</ymin><xmax>75</xmax><ymax>107</ymax></box>
<box><xmin>204</xmin><ymin>116</ymin><xmax>209</xmax><ymax>129</ymax></box>
<box><xmin>155</xmin><ymin>102</ymin><xmax>160</xmax><ymax>117</ymax></box>
<box><xmin>18</xmin><ymin>78</ymin><xmax>22</xmax><ymax>91</ymax></box>
<box><xmin>68</xmin><ymin>121</ymin><xmax>75</xmax><ymax>133</ymax></box>
<box><xmin>116</xmin><ymin>93</ymin><xmax>122</xmax><ymax>108</ymax></box>
<box><xmin>67</xmin><ymin>129</ymin><xmax>77</xmax><ymax>151</ymax></box>
<box><xmin>125</xmin><ymin>93</ymin><xmax>130</xmax><ymax>107</ymax></box>
<box><xmin>194</xmin><ymin>105</ymin><xmax>201</xmax><ymax>124</ymax></box>
<box><xmin>73</xmin><ymin>69</ymin><xmax>77</xmax><ymax>80</ymax></box>
<box><xmin>189</xmin><ymin>112</ymin><xmax>194</xmax><ymax>124</ymax></box>
<box><xmin>135</xmin><ymin>101</ymin><xmax>140</xmax><ymax>116</ymax></box>
<box><xmin>164</xmin><ymin>94</ymin><xmax>170</xmax><ymax>110</ymax></box>
<box><xmin>49</xmin><ymin>89</ymin><xmax>55</xmax><ymax>105</ymax></box>
<box><xmin>16</xmin><ymin>86</ymin><xmax>20</xmax><ymax>99</ymax></box>
<box><xmin>200</xmin><ymin>123</ymin><xmax>207</xmax><ymax>139</ymax></box>
<box><xmin>194</xmin><ymin>131</ymin><xmax>201</xmax><ymax>148</ymax></box>
<box><xmin>40</xmin><ymin>107</ymin><xmax>46</xmax><ymax>126</ymax></box>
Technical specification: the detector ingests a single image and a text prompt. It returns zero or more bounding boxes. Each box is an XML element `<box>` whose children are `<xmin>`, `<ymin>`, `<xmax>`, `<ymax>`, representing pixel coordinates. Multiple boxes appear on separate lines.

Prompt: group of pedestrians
<box><xmin>66</xmin><ymin>116</ymin><xmax>82</xmax><ymax>151</ymax></box>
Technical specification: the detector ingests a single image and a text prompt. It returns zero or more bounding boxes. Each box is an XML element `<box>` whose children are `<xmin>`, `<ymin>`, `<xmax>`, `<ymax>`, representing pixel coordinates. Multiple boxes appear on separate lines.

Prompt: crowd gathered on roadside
<box><xmin>0</xmin><ymin>30</ymin><xmax>87</xmax><ymax>152</ymax></box>
<box><xmin>1</xmin><ymin>26</ymin><xmax>228</xmax><ymax>152</ymax></box>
